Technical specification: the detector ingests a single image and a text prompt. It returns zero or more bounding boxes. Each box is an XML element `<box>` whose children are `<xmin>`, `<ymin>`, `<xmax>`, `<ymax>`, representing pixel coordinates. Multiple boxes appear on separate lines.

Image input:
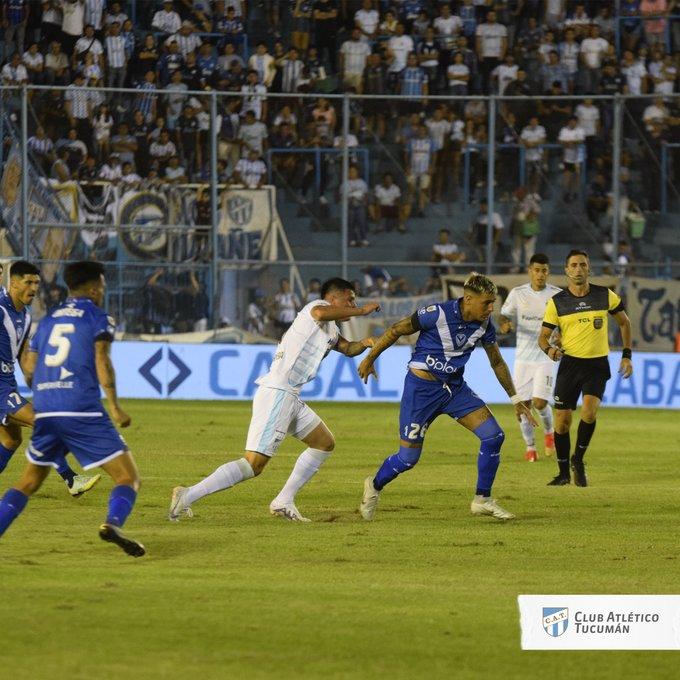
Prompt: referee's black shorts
<box><xmin>553</xmin><ymin>355</ymin><xmax>611</xmax><ymax>410</ymax></box>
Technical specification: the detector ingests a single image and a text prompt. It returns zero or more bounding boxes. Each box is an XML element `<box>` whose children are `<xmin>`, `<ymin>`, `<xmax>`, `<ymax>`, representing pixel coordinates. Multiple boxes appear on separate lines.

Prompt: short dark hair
<box><xmin>321</xmin><ymin>277</ymin><xmax>354</xmax><ymax>299</ymax></box>
<box><xmin>529</xmin><ymin>253</ymin><xmax>549</xmax><ymax>265</ymax></box>
<box><xmin>64</xmin><ymin>261</ymin><xmax>105</xmax><ymax>291</ymax></box>
<box><xmin>10</xmin><ymin>261</ymin><xmax>40</xmax><ymax>278</ymax></box>
<box><xmin>565</xmin><ymin>249</ymin><xmax>589</xmax><ymax>264</ymax></box>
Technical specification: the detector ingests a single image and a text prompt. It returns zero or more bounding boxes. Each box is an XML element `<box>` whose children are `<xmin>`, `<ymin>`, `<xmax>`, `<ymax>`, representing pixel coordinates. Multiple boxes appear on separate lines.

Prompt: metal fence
<box><xmin>0</xmin><ymin>85</ymin><xmax>678</xmax><ymax>333</ymax></box>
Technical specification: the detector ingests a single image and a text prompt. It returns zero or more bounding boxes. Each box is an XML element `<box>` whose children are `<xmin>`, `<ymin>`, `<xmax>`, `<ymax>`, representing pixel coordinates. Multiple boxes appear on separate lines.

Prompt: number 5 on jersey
<box><xmin>45</xmin><ymin>323</ymin><xmax>76</xmax><ymax>367</ymax></box>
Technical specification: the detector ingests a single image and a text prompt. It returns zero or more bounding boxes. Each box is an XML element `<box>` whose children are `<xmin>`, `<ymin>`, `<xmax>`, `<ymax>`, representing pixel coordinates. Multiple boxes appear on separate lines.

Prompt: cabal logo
<box><xmin>543</xmin><ymin>607</ymin><xmax>569</xmax><ymax>637</ymax></box>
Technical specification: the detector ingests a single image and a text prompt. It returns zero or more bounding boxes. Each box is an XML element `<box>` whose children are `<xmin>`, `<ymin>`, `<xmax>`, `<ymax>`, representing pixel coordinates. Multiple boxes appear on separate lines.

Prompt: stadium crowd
<box><xmin>0</xmin><ymin>1</ymin><xmax>678</xmax><ymax>325</ymax></box>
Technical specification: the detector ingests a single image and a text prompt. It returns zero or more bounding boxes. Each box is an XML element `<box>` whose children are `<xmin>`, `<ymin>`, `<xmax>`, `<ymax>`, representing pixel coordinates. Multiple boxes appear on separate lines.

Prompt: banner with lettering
<box><xmin>626</xmin><ymin>277</ymin><xmax>680</xmax><ymax>352</ymax></box>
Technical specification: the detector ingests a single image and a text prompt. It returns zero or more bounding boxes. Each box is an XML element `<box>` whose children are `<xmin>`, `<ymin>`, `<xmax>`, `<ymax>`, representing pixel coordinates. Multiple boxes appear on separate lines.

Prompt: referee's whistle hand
<box><xmin>618</xmin><ymin>358</ymin><xmax>633</xmax><ymax>379</ymax></box>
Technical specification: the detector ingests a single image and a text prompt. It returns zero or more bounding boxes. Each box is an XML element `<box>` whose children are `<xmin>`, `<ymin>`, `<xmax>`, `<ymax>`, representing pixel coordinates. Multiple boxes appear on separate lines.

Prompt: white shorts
<box><xmin>513</xmin><ymin>360</ymin><xmax>556</xmax><ymax>402</ymax></box>
<box><xmin>245</xmin><ymin>386</ymin><xmax>321</xmax><ymax>457</ymax></box>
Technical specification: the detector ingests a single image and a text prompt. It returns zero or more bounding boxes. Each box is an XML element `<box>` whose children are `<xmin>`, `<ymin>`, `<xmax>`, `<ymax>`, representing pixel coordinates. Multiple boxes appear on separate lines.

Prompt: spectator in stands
<box><xmin>92</xmin><ymin>103</ymin><xmax>113</xmax><ymax>160</ymax></box>
<box><xmin>272</xmin><ymin>278</ymin><xmax>301</xmax><ymax>339</ymax></box>
<box><xmin>520</xmin><ymin>115</ymin><xmax>547</xmax><ymax>196</ymax></box>
<box><xmin>406</xmin><ymin>124</ymin><xmax>433</xmax><ymax>219</ymax></box>
<box><xmin>2</xmin><ymin>51</ymin><xmax>28</xmax><ymax>86</ymax></box>
<box><xmin>340</xmin><ymin>27</ymin><xmax>371</xmax><ymax>92</ymax></box>
<box><xmin>241</xmin><ymin>68</ymin><xmax>268</xmax><ymax>120</ymax></box>
<box><xmin>73</xmin><ymin>24</ymin><xmax>103</xmax><ymax>69</ymax></box>
<box><xmin>386</xmin><ymin>22</ymin><xmax>414</xmax><ymax>85</ymax></box>
<box><xmin>279</xmin><ymin>46</ymin><xmax>304</xmax><ymax>94</ymax></box>
<box><xmin>51</xmin><ymin>146</ymin><xmax>72</xmax><ymax>181</ymax></box>
<box><xmin>475</xmin><ymin>10</ymin><xmax>507</xmax><ymax>94</ymax></box>
<box><xmin>149</xmin><ymin>129</ymin><xmax>177</xmax><ymax>173</ymax></box>
<box><xmin>355</xmin><ymin>0</ymin><xmax>378</xmax><ymax>42</ymax></box>
<box><xmin>469</xmin><ymin>200</ymin><xmax>504</xmax><ymax>265</ymax></box>
<box><xmin>313</xmin><ymin>0</ymin><xmax>339</xmax><ymax>74</ymax></box>
<box><xmin>64</xmin><ymin>71</ymin><xmax>93</xmax><ymax>141</ymax></box>
<box><xmin>248</xmin><ymin>41</ymin><xmax>275</xmax><ymax>87</ymax></box>
<box><xmin>510</xmin><ymin>186</ymin><xmax>541</xmax><ymax>272</ymax></box>
<box><xmin>120</xmin><ymin>161</ymin><xmax>141</xmax><ymax>190</ymax></box>
<box><xmin>4</xmin><ymin>0</ymin><xmax>29</xmax><ymax>58</ymax></box>
<box><xmin>362</xmin><ymin>51</ymin><xmax>387</xmax><ymax>138</ymax></box>
<box><xmin>164</xmin><ymin>69</ymin><xmax>188</xmax><ymax>130</ymax></box>
<box><xmin>99</xmin><ymin>152</ymin><xmax>122</xmax><ymax>181</ymax></box>
<box><xmin>245</xmin><ymin>289</ymin><xmax>268</xmax><ymax>336</ymax></box>
<box><xmin>23</xmin><ymin>42</ymin><xmax>45</xmax><ymax>83</ymax></box>
<box><xmin>447</xmin><ymin>50</ymin><xmax>470</xmax><ymax>94</ymax></box>
<box><xmin>492</xmin><ymin>52</ymin><xmax>518</xmax><ymax>95</ymax></box>
<box><xmin>640</xmin><ymin>0</ymin><xmax>668</xmax><ymax>46</ymax></box>
<box><xmin>434</xmin><ymin>3</ymin><xmax>462</xmax><ymax>88</ymax></box>
<box><xmin>540</xmin><ymin>51</ymin><xmax>569</xmax><ymax>93</ymax></box>
<box><xmin>538</xmin><ymin>80</ymin><xmax>572</xmax><ymax>140</ymax></box>
<box><xmin>171</xmin><ymin>20</ymin><xmax>202</xmax><ymax>59</ymax></box>
<box><xmin>558</xmin><ymin>115</ymin><xmax>586</xmax><ymax>203</ymax></box>
<box><xmin>153</xmin><ymin>0</ymin><xmax>182</xmax><ymax>37</ymax></box>
<box><xmin>237</xmin><ymin>109</ymin><xmax>268</xmax><ymax>158</ymax></box>
<box><xmin>579</xmin><ymin>24</ymin><xmax>609</xmax><ymax>94</ymax></box>
<box><xmin>61</xmin><ymin>0</ymin><xmax>85</xmax><ymax>57</ymax></box>
<box><xmin>575</xmin><ymin>97</ymin><xmax>601</xmax><ymax>168</ymax></box>
<box><xmin>234</xmin><ymin>149</ymin><xmax>267</xmax><ymax>188</ymax></box>
<box><xmin>371</xmin><ymin>172</ymin><xmax>403</xmax><ymax>233</ymax></box>
<box><xmin>558</xmin><ymin>28</ymin><xmax>579</xmax><ymax>93</ymax></box>
<box><xmin>425</xmin><ymin>106</ymin><xmax>452</xmax><ymax>204</ymax></box>
<box><xmin>621</xmin><ymin>49</ymin><xmax>648</xmax><ymax>95</ymax></box>
<box><xmin>586</xmin><ymin>172</ymin><xmax>609</xmax><ymax>225</ymax></box>
<box><xmin>28</xmin><ymin>125</ymin><xmax>55</xmax><ymax>172</ymax></box>
<box><xmin>305</xmin><ymin>279</ymin><xmax>321</xmax><ymax>302</ymax></box>
<box><xmin>431</xmin><ymin>228</ymin><xmax>465</xmax><ymax>275</ymax></box>
<box><xmin>157</xmin><ymin>38</ymin><xmax>184</xmax><ymax>86</ymax></box>
<box><xmin>564</xmin><ymin>3</ymin><xmax>591</xmax><ymax>40</ymax></box>
<box><xmin>418</xmin><ymin>26</ymin><xmax>440</xmax><ymax>93</ymax></box>
<box><xmin>105</xmin><ymin>20</ymin><xmax>127</xmax><ymax>91</ymax></box>
<box><xmin>346</xmin><ymin>164</ymin><xmax>369</xmax><ymax>247</ymax></box>
<box><xmin>218</xmin><ymin>6</ymin><xmax>244</xmax><ymax>48</ymax></box>
<box><xmin>177</xmin><ymin>103</ymin><xmax>200</xmax><ymax>175</ymax></box>
<box><xmin>164</xmin><ymin>154</ymin><xmax>187</xmax><ymax>183</ymax></box>
<box><xmin>643</xmin><ymin>96</ymin><xmax>669</xmax><ymax>133</ymax></box>
<box><xmin>41</xmin><ymin>2</ymin><xmax>63</xmax><ymax>48</ymax></box>
<box><xmin>291</xmin><ymin>0</ymin><xmax>313</xmax><ymax>52</ymax></box>
<box><xmin>110</xmin><ymin>122</ymin><xmax>137</xmax><ymax>167</ymax></box>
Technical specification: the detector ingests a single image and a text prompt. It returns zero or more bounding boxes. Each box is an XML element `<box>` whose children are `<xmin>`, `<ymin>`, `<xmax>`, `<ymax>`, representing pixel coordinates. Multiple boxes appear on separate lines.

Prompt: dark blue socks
<box><xmin>474</xmin><ymin>418</ymin><xmax>505</xmax><ymax>497</ymax></box>
<box><xmin>106</xmin><ymin>485</ymin><xmax>137</xmax><ymax>527</ymax></box>
<box><xmin>373</xmin><ymin>446</ymin><xmax>422</xmax><ymax>491</ymax></box>
<box><xmin>55</xmin><ymin>456</ymin><xmax>76</xmax><ymax>487</ymax></box>
<box><xmin>0</xmin><ymin>445</ymin><xmax>15</xmax><ymax>473</ymax></box>
<box><xmin>0</xmin><ymin>488</ymin><xmax>29</xmax><ymax>537</ymax></box>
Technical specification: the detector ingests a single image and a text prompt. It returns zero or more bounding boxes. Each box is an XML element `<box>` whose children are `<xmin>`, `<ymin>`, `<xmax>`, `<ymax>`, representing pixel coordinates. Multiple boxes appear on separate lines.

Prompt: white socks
<box><xmin>272</xmin><ymin>448</ymin><xmax>331</xmax><ymax>506</ymax></box>
<box><xmin>185</xmin><ymin>457</ymin><xmax>254</xmax><ymax>505</ymax></box>
<box><xmin>537</xmin><ymin>404</ymin><xmax>554</xmax><ymax>433</ymax></box>
<box><xmin>520</xmin><ymin>414</ymin><xmax>536</xmax><ymax>448</ymax></box>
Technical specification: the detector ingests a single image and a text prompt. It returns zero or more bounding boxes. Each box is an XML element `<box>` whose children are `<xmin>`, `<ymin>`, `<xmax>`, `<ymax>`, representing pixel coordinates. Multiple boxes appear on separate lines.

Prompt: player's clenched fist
<box><xmin>361</xmin><ymin>302</ymin><xmax>381</xmax><ymax>315</ymax></box>
<box><xmin>112</xmin><ymin>405</ymin><xmax>131</xmax><ymax>428</ymax></box>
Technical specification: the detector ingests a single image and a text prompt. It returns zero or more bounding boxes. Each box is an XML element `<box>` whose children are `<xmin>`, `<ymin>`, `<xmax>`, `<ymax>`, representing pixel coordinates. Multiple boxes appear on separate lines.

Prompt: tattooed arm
<box><xmin>358</xmin><ymin>314</ymin><xmax>419</xmax><ymax>383</ymax></box>
<box><xmin>483</xmin><ymin>342</ymin><xmax>537</xmax><ymax>424</ymax></box>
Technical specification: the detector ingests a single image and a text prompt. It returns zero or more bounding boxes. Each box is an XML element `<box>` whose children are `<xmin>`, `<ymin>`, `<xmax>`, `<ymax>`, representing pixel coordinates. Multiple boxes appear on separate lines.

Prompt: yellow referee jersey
<box><xmin>542</xmin><ymin>284</ymin><xmax>624</xmax><ymax>359</ymax></box>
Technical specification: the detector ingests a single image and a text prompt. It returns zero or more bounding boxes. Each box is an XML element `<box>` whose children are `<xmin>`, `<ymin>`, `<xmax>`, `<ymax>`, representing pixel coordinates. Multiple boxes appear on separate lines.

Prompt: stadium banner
<box><xmin>218</xmin><ymin>186</ymin><xmax>279</xmax><ymax>261</ymax></box>
<box><xmin>12</xmin><ymin>343</ymin><xmax>680</xmax><ymax>408</ymax></box>
<box><xmin>625</xmin><ymin>277</ymin><xmax>680</xmax><ymax>353</ymax></box>
<box><xmin>518</xmin><ymin>595</ymin><xmax>680</xmax><ymax>650</ymax></box>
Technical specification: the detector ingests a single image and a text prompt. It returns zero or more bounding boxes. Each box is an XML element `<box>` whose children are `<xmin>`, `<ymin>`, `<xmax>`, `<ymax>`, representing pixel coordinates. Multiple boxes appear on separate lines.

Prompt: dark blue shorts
<box><xmin>0</xmin><ymin>384</ymin><xmax>29</xmax><ymax>426</ymax></box>
<box><xmin>27</xmin><ymin>414</ymin><xmax>128</xmax><ymax>471</ymax></box>
<box><xmin>399</xmin><ymin>371</ymin><xmax>486</xmax><ymax>445</ymax></box>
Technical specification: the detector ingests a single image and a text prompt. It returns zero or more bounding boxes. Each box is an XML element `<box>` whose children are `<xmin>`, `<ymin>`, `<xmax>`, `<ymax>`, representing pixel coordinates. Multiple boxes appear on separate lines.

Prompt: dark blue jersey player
<box><xmin>0</xmin><ymin>261</ymin><xmax>100</xmax><ymax>497</ymax></box>
<box><xmin>357</xmin><ymin>272</ymin><xmax>536</xmax><ymax>521</ymax></box>
<box><xmin>0</xmin><ymin>261</ymin><xmax>145</xmax><ymax>557</ymax></box>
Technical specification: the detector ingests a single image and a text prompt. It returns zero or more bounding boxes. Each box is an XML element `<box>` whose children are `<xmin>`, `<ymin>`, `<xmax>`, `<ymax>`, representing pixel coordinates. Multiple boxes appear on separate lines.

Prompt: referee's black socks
<box><xmin>554</xmin><ymin>431</ymin><xmax>571</xmax><ymax>477</ymax></box>
<box><xmin>573</xmin><ymin>420</ymin><xmax>596</xmax><ymax>463</ymax></box>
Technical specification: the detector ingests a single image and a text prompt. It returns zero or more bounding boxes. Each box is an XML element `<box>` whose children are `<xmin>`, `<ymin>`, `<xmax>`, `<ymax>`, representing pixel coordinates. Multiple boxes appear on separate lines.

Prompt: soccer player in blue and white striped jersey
<box><xmin>358</xmin><ymin>272</ymin><xmax>536</xmax><ymax>521</ymax></box>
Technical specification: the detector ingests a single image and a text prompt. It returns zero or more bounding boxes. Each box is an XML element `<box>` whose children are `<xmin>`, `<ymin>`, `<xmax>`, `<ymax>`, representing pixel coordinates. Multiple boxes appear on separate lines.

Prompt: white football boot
<box><xmin>269</xmin><ymin>500</ymin><xmax>311</xmax><ymax>522</ymax></box>
<box><xmin>470</xmin><ymin>496</ymin><xmax>515</xmax><ymax>520</ymax></box>
<box><xmin>68</xmin><ymin>474</ymin><xmax>102</xmax><ymax>497</ymax></box>
<box><xmin>168</xmin><ymin>486</ymin><xmax>194</xmax><ymax>521</ymax></box>
<box><xmin>359</xmin><ymin>476</ymin><xmax>380</xmax><ymax>521</ymax></box>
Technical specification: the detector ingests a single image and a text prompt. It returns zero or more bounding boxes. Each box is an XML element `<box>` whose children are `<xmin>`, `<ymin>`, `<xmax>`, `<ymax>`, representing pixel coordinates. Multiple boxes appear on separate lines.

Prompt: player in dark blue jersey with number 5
<box><xmin>358</xmin><ymin>273</ymin><xmax>536</xmax><ymax>521</ymax></box>
<box><xmin>0</xmin><ymin>261</ymin><xmax>100</xmax><ymax>497</ymax></box>
<box><xmin>0</xmin><ymin>261</ymin><xmax>145</xmax><ymax>557</ymax></box>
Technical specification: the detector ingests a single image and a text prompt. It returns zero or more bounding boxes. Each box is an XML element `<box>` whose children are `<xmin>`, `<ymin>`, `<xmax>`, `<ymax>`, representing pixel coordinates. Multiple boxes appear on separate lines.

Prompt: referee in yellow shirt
<box><xmin>538</xmin><ymin>250</ymin><xmax>633</xmax><ymax>487</ymax></box>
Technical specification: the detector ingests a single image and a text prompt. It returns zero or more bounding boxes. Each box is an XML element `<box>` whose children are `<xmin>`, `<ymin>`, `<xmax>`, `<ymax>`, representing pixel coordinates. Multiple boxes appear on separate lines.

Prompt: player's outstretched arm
<box><xmin>483</xmin><ymin>342</ymin><xmax>537</xmax><ymax>425</ymax></box>
<box><xmin>95</xmin><ymin>340</ymin><xmax>131</xmax><ymax>428</ymax></box>
<box><xmin>311</xmin><ymin>301</ymin><xmax>381</xmax><ymax>322</ymax></box>
<box><xmin>613</xmin><ymin>309</ymin><xmax>633</xmax><ymax>378</ymax></box>
<box><xmin>358</xmin><ymin>315</ymin><xmax>418</xmax><ymax>383</ymax></box>
<box><xmin>335</xmin><ymin>335</ymin><xmax>375</xmax><ymax>358</ymax></box>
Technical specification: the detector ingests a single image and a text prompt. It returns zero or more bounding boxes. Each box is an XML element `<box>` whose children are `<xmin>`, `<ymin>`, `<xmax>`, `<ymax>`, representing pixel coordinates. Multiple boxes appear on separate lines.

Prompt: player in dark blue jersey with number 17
<box><xmin>358</xmin><ymin>273</ymin><xmax>536</xmax><ymax>521</ymax></box>
<box><xmin>0</xmin><ymin>261</ymin><xmax>145</xmax><ymax>557</ymax></box>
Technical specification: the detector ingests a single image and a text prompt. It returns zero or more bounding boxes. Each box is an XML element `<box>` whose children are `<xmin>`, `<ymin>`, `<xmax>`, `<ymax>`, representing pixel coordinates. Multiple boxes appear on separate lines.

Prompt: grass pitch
<box><xmin>0</xmin><ymin>400</ymin><xmax>678</xmax><ymax>680</ymax></box>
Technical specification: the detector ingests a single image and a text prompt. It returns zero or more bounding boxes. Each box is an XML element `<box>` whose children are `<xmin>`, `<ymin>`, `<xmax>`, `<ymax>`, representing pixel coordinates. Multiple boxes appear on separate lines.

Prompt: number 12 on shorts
<box><xmin>403</xmin><ymin>422</ymin><xmax>428</xmax><ymax>440</ymax></box>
